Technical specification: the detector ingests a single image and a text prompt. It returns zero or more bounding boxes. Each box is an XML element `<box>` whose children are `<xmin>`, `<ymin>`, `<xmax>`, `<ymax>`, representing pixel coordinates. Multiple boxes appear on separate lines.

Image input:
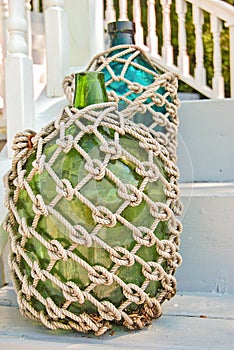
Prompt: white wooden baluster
<box><xmin>210</xmin><ymin>15</ymin><xmax>224</xmax><ymax>98</ymax></box>
<box><xmin>43</xmin><ymin>0</ymin><xmax>69</xmax><ymax>97</ymax></box>
<box><xmin>133</xmin><ymin>0</ymin><xmax>144</xmax><ymax>47</ymax></box>
<box><xmin>0</xmin><ymin>0</ymin><xmax>8</xmax><ymax>112</ymax></box>
<box><xmin>193</xmin><ymin>5</ymin><xmax>206</xmax><ymax>86</ymax></box>
<box><xmin>176</xmin><ymin>0</ymin><xmax>189</xmax><ymax>76</ymax></box>
<box><xmin>33</xmin><ymin>0</ymin><xmax>40</xmax><ymax>12</ymax></box>
<box><xmin>25</xmin><ymin>0</ymin><xmax>32</xmax><ymax>57</ymax></box>
<box><xmin>229</xmin><ymin>25</ymin><xmax>234</xmax><ymax>97</ymax></box>
<box><xmin>5</xmin><ymin>0</ymin><xmax>34</xmax><ymax>158</ymax></box>
<box><xmin>161</xmin><ymin>0</ymin><xmax>173</xmax><ymax>65</ymax></box>
<box><xmin>105</xmin><ymin>0</ymin><xmax>116</xmax><ymax>24</ymax></box>
<box><xmin>119</xmin><ymin>0</ymin><xmax>128</xmax><ymax>21</ymax></box>
<box><xmin>89</xmin><ymin>0</ymin><xmax>104</xmax><ymax>59</ymax></box>
<box><xmin>146</xmin><ymin>0</ymin><xmax>158</xmax><ymax>56</ymax></box>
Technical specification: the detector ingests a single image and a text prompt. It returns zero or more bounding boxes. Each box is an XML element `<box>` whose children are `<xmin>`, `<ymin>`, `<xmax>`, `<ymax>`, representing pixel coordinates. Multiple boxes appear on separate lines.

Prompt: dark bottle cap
<box><xmin>107</xmin><ymin>21</ymin><xmax>135</xmax><ymax>34</ymax></box>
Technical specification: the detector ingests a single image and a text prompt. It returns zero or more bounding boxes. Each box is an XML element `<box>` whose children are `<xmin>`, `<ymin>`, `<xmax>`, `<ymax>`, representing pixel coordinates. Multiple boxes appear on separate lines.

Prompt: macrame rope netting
<box><xmin>4</xmin><ymin>102</ymin><xmax>182</xmax><ymax>335</ymax></box>
<box><xmin>63</xmin><ymin>45</ymin><xmax>180</xmax><ymax>162</ymax></box>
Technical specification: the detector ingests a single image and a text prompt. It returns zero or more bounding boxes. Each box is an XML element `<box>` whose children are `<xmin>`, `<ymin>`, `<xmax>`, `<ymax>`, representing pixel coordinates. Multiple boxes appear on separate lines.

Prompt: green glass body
<box><xmin>14</xmin><ymin>72</ymin><xmax>169</xmax><ymax>317</ymax></box>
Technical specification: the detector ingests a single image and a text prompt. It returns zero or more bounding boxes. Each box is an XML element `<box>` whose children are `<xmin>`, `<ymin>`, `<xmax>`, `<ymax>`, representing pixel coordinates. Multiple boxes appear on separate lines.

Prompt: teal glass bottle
<box><xmin>99</xmin><ymin>21</ymin><xmax>168</xmax><ymax>127</ymax></box>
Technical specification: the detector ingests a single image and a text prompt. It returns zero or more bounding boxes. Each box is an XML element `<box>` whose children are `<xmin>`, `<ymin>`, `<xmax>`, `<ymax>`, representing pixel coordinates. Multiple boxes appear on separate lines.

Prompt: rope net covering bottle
<box><xmin>63</xmin><ymin>45</ymin><xmax>180</xmax><ymax>163</ymax></box>
<box><xmin>4</xmin><ymin>102</ymin><xmax>182</xmax><ymax>335</ymax></box>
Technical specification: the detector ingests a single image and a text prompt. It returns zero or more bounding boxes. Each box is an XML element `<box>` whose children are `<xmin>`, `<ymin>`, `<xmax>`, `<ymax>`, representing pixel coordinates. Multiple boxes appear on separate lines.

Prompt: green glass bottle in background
<box><xmin>13</xmin><ymin>71</ymin><xmax>169</xmax><ymax>320</ymax></box>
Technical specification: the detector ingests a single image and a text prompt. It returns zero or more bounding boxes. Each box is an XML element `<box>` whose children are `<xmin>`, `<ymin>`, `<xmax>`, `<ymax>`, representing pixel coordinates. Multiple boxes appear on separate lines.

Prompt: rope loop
<box><xmin>85</xmin><ymin>159</ymin><xmax>106</xmax><ymax>181</ymax></box>
<box><xmin>136</xmin><ymin>161</ymin><xmax>160</xmax><ymax>182</ymax></box>
<box><xmin>133</xmin><ymin>226</ymin><xmax>156</xmax><ymax>247</ymax></box>
<box><xmin>32</xmin><ymin>194</ymin><xmax>49</xmax><ymax>216</ymax></box>
<box><xmin>63</xmin><ymin>281</ymin><xmax>85</xmax><ymax>304</ymax></box>
<box><xmin>98</xmin><ymin>301</ymin><xmax>122</xmax><ymax>321</ymax></box>
<box><xmin>100</xmin><ymin>140</ymin><xmax>122</xmax><ymax>160</ymax></box>
<box><xmin>118</xmin><ymin>183</ymin><xmax>142</xmax><ymax>207</ymax></box>
<box><xmin>123</xmin><ymin>283</ymin><xmax>146</xmax><ymax>304</ymax></box>
<box><xmin>142</xmin><ymin>261</ymin><xmax>165</xmax><ymax>281</ymax></box>
<box><xmin>56</xmin><ymin>179</ymin><xmax>74</xmax><ymax>201</ymax></box>
<box><xmin>48</xmin><ymin>240</ymin><xmax>68</xmax><ymax>261</ymax></box>
<box><xmin>92</xmin><ymin>206</ymin><xmax>117</xmax><ymax>227</ymax></box>
<box><xmin>88</xmin><ymin>265</ymin><xmax>113</xmax><ymax>285</ymax></box>
<box><xmin>110</xmin><ymin>246</ymin><xmax>135</xmax><ymax>267</ymax></box>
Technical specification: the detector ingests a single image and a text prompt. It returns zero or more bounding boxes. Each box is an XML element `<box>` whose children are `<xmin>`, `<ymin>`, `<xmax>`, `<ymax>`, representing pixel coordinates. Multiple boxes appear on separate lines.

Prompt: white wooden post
<box><xmin>193</xmin><ymin>5</ymin><xmax>206</xmax><ymax>86</ymax></box>
<box><xmin>25</xmin><ymin>0</ymin><xmax>32</xmax><ymax>57</ymax></box>
<box><xmin>119</xmin><ymin>0</ymin><xmax>128</xmax><ymax>21</ymax></box>
<box><xmin>105</xmin><ymin>0</ymin><xmax>116</xmax><ymax>24</ymax></box>
<box><xmin>89</xmin><ymin>0</ymin><xmax>104</xmax><ymax>59</ymax></box>
<box><xmin>43</xmin><ymin>0</ymin><xmax>69</xmax><ymax>97</ymax></box>
<box><xmin>146</xmin><ymin>0</ymin><xmax>158</xmax><ymax>56</ymax></box>
<box><xmin>0</xmin><ymin>0</ymin><xmax>8</xmax><ymax>112</ymax></box>
<box><xmin>5</xmin><ymin>0</ymin><xmax>34</xmax><ymax>158</ymax></box>
<box><xmin>176</xmin><ymin>0</ymin><xmax>189</xmax><ymax>76</ymax></box>
<box><xmin>210</xmin><ymin>15</ymin><xmax>224</xmax><ymax>98</ymax></box>
<box><xmin>133</xmin><ymin>0</ymin><xmax>144</xmax><ymax>47</ymax></box>
<box><xmin>229</xmin><ymin>25</ymin><xmax>234</xmax><ymax>98</ymax></box>
<box><xmin>32</xmin><ymin>0</ymin><xmax>40</xmax><ymax>12</ymax></box>
<box><xmin>160</xmin><ymin>0</ymin><xmax>173</xmax><ymax>65</ymax></box>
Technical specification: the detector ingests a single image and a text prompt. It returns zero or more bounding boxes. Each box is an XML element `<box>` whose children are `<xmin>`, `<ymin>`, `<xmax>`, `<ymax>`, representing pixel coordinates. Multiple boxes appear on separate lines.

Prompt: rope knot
<box><xmin>32</xmin><ymin>154</ymin><xmax>46</xmax><ymax>174</ymax></box>
<box><xmin>100</xmin><ymin>141</ymin><xmax>122</xmax><ymax>160</ymax></box>
<box><xmin>92</xmin><ymin>206</ymin><xmax>116</xmax><ymax>227</ymax></box>
<box><xmin>13</xmin><ymin>169</ymin><xmax>26</xmax><ymax>189</ymax></box>
<box><xmin>128</xmin><ymin>82</ymin><xmax>143</xmax><ymax>94</ymax></box>
<box><xmin>63</xmin><ymin>281</ymin><xmax>85</xmax><ymax>304</ymax></box>
<box><xmin>118</xmin><ymin>184</ymin><xmax>142</xmax><ymax>207</ymax></box>
<box><xmin>133</xmin><ymin>226</ymin><xmax>156</xmax><ymax>247</ymax></box>
<box><xmin>32</xmin><ymin>194</ymin><xmax>49</xmax><ymax>216</ymax></box>
<box><xmin>56</xmin><ymin>179</ymin><xmax>74</xmax><ymax>201</ymax></box>
<box><xmin>85</xmin><ymin>159</ymin><xmax>106</xmax><ymax>180</ymax></box>
<box><xmin>70</xmin><ymin>225</ymin><xmax>92</xmax><ymax>247</ymax></box>
<box><xmin>31</xmin><ymin>261</ymin><xmax>46</xmax><ymax>282</ymax></box>
<box><xmin>98</xmin><ymin>301</ymin><xmax>121</xmax><ymax>321</ymax></box>
<box><xmin>48</xmin><ymin>240</ymin><xmax>68</xmax><ymax>261</ymax></box>
<box><xmin>123</xmin><ymin>284</ymin><xmax>146</xmax><ymax>304</ymax></box>
<box><xmin>88</xmin><ymin>265</ymin><xmax>113</xmax><ymax>285</ymax></box>
<box><xmin>150</xmin><ymin>203</ymin><xmax>172</xmax><ymax>221</ymax></box>
<box><xmin>56</xmin><ymin>134</ymin><xmax>74</xmax><ymax>153</ymax></box>
<box><xmin>152</xmin><ymin>93</ymin><xmax>166</xmax><ymax>107</ymax></box>
<box><xmin>142</xmin><ymin>261</ymin><xmax>165</xmax><ymax>281</ymax></box>
<box><xmin>136</xmin><ymin>161</ymin><xmax>160</xmax><ymax>182</ymax></box>
<box><xmin>110</xmin><ymin>247</ymin><xmax>134</xmax><ymax>266</ymax></box>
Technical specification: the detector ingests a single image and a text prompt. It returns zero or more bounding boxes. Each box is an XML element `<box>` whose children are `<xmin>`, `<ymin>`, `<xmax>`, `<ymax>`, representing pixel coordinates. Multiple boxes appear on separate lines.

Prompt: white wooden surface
<box><xmin>0</xmin><ymin>286</ymin><xmax>233</xmax><ymax>349</ymax></box>
<box><xmin>177</xmin><ymin>98</ymin><xmax>234</xmax><ymax>182</ymax></box>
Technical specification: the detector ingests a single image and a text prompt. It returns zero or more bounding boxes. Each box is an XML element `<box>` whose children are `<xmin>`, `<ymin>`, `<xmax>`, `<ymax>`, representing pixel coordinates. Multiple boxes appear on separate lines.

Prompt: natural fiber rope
<box><xmin>63</xmin><ymin>45</ymin><xmax>180</xmax><ymax>162</ymax></box>
<box><xmin>4</xmin><ymin>102</ymin><xmax>182</xmax><ymax>335</ymax></box>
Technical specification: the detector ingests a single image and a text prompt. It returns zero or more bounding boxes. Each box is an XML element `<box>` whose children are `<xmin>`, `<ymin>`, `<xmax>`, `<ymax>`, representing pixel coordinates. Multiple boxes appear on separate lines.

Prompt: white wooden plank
<box><xmin>0</xmin><ymin>293</ymin><xmax>233</xmax><ymax>349</ymax></box>
<box><xmin>1</xmin><ymin>285</ymin><xmax>234</xmax><ymax>319</ymax></box>
<box><xmin>178</xmin><ymin>98</ymin><xmax>234</xmax><ymax>182</ymax></box>
<box><xmin>177</xmin><ymin>193</ymin><xmax>234</xmax><ymax>294</ymax></box>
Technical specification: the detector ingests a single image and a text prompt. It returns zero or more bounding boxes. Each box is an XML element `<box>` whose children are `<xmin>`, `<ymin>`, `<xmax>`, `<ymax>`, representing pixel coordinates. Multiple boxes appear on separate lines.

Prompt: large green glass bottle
<box><xmin>12</xmin><ymin>71</ymin><xmax>172</xmax><ymax>326</ymax></box>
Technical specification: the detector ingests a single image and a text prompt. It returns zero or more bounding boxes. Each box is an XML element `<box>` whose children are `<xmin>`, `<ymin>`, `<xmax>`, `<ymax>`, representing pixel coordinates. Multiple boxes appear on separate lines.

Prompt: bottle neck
<box><xmin>73</xmin><ymin>72</ymin><xmax>108</xmax><ymax>109</ymax></box>
<box><xmin>109</xmin><ymin>32</ymin><xmax>135</xmax><ymax>47</ymax></box>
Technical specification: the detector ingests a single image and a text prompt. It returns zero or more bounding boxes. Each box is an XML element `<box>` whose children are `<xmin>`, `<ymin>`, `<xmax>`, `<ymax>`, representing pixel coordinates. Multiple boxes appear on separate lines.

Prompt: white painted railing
<box><xmin>104</xmin><ymin>0</ymin><xmax>234</xmax><ymax>99</ymax></box>
<box><xmin>0</xmin><ymin>0</ymin><xmax>234</xmax><ymax>156</ymax></box>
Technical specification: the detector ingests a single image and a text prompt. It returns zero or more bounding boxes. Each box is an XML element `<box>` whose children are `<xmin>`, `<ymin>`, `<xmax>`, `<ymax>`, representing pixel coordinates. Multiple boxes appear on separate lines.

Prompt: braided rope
<box><xmin>63</xmin><ymin>45</ymin><xmax>180</xmax><ymax>162</ymax></box>
<box><xmin>4</xmin><ymin>102</ymin><xmax>182</xmax><ymax>335</ymax></box>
